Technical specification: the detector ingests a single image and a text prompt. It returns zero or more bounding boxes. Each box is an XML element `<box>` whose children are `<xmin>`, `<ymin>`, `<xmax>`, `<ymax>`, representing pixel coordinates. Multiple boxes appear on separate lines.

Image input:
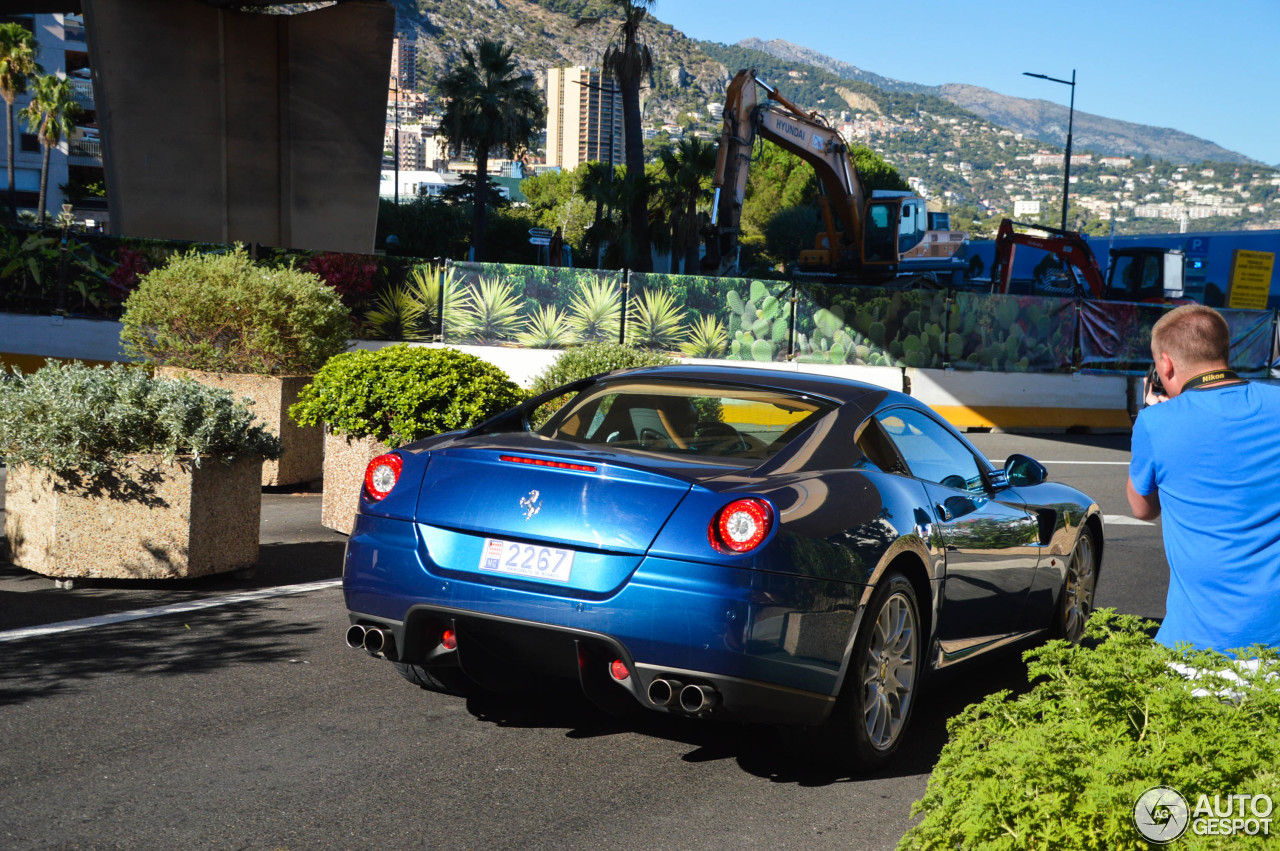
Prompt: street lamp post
<box><xmin>391</xmin><ymin>75</ymin><xmax>400</xmax><ymax>205</ymax></box>
<box><xmin>1024</xmin><ymin>69</ymin><xmax>1076</xmax><ymax>231</ymax></box>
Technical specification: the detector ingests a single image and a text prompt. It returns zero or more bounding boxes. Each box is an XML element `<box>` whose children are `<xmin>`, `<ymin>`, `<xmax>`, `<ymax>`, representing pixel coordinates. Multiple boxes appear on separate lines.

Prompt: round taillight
<box><xmin>363</xmin><ymin>453</ymin><xmax>403</xmax><ymax>501</ymax></box>
<box><xmin>710</xmin><ymin>498</ymin><xmax>773</xmax><ymax>553</ymax></box>
<box><xmin>441</xmin><ymin>628</ymin><xmax>457</xmax><ymax>650</ymax></box>
<box><xmin>609</xmin><ymin>659</ymin><xmax>630</xmax><ymax>681</ymax></box>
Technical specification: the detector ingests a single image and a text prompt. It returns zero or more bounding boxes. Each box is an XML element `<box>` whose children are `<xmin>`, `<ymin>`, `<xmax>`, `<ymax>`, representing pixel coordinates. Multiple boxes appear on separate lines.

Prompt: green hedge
<box><xmin>289</xmin><ymin>345</ymin><xmax>524</xmax><ymax>447</ymax></box>
<box><xmin>120</xmin><ymin>246</ymin><xmax>352</xmax><ymax>375</ymax></box>
<box><xmin>900</xmin><ymin>610</ymin><xmax>1280</xmax><ymax>851</ymax></box>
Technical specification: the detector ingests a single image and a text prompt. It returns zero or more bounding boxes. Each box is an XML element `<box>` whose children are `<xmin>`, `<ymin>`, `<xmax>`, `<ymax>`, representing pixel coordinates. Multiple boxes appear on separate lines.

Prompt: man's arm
<box><xmin>1127</xmin><ymin>477</ymin><xmax>1161</xmax><ymax>522</ymax></box>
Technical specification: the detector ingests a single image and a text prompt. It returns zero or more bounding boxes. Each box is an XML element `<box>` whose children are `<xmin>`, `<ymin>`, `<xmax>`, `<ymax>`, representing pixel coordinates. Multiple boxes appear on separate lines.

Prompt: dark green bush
<box><xmin>120</xmin><ymin>246</ymin><xmax>352</xmax><ymax>375</ymax></box>
<box><xmin>526</xmin><ymin>342</ymin><xmax>675</xmax><ymax>397</ymax></box>
<box><xmin>899</xmin><ymin>610</ymin><xmax>1280</xmax><ymax>851</ymax></box>
<box><xmin>0</xmin><ymin>362</ymin><xmax>281</xmax><ymax>486</ymax></box>
<box><xmin>288</xmin><ymin>345</ymin><xmax>523</xmax><ymax>447</ymax></box>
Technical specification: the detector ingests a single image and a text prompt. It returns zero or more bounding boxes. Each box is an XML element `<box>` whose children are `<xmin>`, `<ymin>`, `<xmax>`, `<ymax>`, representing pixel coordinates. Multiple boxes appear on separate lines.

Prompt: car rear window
<box><xmin>539</xmin><ymin>381</ymin><xmax>835</xmax><ymax>462</ymax></box>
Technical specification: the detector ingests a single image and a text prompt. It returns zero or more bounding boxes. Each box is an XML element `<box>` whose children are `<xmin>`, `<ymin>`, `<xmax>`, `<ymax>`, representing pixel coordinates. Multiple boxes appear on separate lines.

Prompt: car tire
<box><xmin>393</xmin><ymin>662</ymin><xmax>477</xmax><ymax>697</ymax></box>
<box><xmin>785</xmin><ymin>570</ymin><xmax>922</xmax><ymax>771</ymax></box>
<box><xmin>1054</xmin><ymin>524</ymin><xmax>1098</xmax><ymax>643</ymax></box>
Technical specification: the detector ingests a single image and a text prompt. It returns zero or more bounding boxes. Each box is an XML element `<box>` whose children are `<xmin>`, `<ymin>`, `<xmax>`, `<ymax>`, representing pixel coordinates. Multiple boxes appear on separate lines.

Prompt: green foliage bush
<box><xmin>120</xmin><ymin>246</ymin><xmax>352</xmax><ymax>375</ymax></box>
<box><xmin>0</xmin><ymin>362</ymin><xmax>281</xmax><ymax>486</ymax></box>
<box><xmin>899</xmin><ymin>610</ymin><xmax>1280</xmax><ymax>851</ymax></box>
<box><xmin>526</xmin><ymin>342</ymin><xmax>675</xmax><ymax>398</ymax></box>
<box><xmin>288</xmin><ymin>345</ymin><xmax>523</xmax><ymax>447</ymax></box>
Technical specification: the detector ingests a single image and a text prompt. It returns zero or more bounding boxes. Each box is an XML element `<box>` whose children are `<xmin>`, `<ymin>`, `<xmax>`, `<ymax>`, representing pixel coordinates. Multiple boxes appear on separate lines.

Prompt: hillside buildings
<box><xmin>545</xmin><ymin>66</ymin><xmax>624</xmax><ymax>171</ymax></box>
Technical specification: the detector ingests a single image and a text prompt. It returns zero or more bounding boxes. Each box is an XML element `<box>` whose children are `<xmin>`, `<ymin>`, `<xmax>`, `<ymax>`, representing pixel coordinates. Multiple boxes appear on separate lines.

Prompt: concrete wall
<box><xmin>81</xmin><ymin>0</ymin><xmax>393</xmax><ymax>254</ymax></box>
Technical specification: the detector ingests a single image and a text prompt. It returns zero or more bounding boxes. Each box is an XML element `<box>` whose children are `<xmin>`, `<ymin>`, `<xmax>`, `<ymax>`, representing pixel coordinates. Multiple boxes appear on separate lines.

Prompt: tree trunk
<box><xmin>618</xmin><ymin>71</ymin><xmax>651</xmax><ymax>272</ymax></box>
<box><xmin>471</xmin><ymin>146</ymin><xmax>488</xmax><ymax>261</ymax></box>
<box><xmin>37</xmin><ymin>136</ymin><xmax>50</xmax><ymax>227</ymax></box>
<box><xmin>4</xmin><ymin>99</ymin><xmax>16</xmax><ymax>221</ymax></box>
<box><xmin>684</xmin><ymin>192</ymin><xmax>699</xmax><ymax>275</ymax></box>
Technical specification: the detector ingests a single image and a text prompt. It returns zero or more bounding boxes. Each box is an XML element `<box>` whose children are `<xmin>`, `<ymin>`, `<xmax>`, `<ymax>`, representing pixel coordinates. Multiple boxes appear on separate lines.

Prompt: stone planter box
<box><xmin>3</xmin><ymin>456</ymin><xmax>262</xmax><ymax>580</ymax></box>
<box><xmin>155</xmin><ymin>367</ymin><xmax>322</xmax><ymax>487</ymax></box>
<box><xmin>322</xmin><ymin>431</ymin><xmax>389</xmax><ymax>534</ymax></box>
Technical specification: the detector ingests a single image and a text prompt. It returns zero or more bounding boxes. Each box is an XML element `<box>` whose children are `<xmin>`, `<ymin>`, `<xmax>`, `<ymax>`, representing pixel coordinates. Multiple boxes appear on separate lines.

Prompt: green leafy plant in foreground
<box><xmin>899</xmin><ymin>610</ymin><xmax>1280</xmax><ymax>851</ymax></box>
<box><xmin>0</xmin><ymin>362</ymin><xmax>281</xmax><ymax>493</ymax></box>
<box><xmin>289</xmin><ymin>345</ymin><xmax>523</xmax><ymax>446</ymax></box>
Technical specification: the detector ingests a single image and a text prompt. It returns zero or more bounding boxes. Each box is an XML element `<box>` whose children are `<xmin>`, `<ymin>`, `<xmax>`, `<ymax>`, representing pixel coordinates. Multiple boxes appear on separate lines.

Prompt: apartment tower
<box><xmin>546</xmin><ymin>67</ymin><xmax>624</xmax><ymax>171</ymax></box>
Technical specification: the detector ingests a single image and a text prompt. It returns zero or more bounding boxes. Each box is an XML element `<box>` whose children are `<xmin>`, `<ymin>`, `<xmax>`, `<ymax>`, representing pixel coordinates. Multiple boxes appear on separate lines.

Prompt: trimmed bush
<box><xmin>120</xmin><ymin>246</ymin><xmax>352</xmax><ymax>375</ymax></box>
<box><xmin>899</xmin><ymin>610</ymin><xmax>1280</xmax><ymax>851</ymax></box>
<box><xmin>0</xmin><ymin>362</ymin><xmax>281</xmax><ymax>486</ymax></box>
<box><xmin>288</xmin><ymin>345</ymin><xmax>524</xmax><ymax>447</ymax></box>
<box><xmin>526</xmin><ymin>342</ymin><xmax>676</xmax><ymax>398</ymax></box>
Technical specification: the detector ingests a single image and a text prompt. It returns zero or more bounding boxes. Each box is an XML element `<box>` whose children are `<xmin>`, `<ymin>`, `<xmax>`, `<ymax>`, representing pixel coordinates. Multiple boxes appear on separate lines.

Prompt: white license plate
<box><xmin>479</xmin><ymin>538</ymin><xmax>574</xmax><ymax>583</ymax></box>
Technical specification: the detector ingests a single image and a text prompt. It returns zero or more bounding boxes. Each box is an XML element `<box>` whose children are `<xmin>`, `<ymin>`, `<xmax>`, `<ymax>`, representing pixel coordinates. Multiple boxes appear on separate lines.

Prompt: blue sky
<box><xmin>656</xmin><ymin>0</ymin><xmax>1280</xmax><ymax>166</ymax></box>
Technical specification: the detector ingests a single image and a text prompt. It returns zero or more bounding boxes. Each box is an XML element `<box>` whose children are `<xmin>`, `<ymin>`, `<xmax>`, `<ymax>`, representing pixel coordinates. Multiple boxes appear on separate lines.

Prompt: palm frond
<box><xmin>627</xmin><ymin>288</ymin><xmax>687</xmax><ymax>350</ymax></box>
<box><xmin>516</xmin><ymin>305</ymin><xmax>578</xmax><ymax>349</ymax></box>
<box><xmin>566</xmin><ymin>279</ymin><xmax>622</xmax><ymax>343</ymax></box>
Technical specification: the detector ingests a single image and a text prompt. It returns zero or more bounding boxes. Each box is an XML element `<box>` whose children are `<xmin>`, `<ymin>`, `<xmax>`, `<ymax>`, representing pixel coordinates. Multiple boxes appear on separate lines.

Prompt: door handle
<box><xmin>935</xmin><ymin>502</ymin><xmax>952</xmax><ymax>522</ymax></box>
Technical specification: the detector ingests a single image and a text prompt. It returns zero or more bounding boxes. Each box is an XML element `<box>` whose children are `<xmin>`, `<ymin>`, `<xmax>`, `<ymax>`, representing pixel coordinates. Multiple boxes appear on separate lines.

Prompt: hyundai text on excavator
<box><xmin>988</xmin><ymin>218</ymin><xmax>1191</xmax><ymax>303</ymax></box>
<box><xmin>701</xmin><ymin>69</ymin><xmax>969</xmax><ymax>284</ymax></box>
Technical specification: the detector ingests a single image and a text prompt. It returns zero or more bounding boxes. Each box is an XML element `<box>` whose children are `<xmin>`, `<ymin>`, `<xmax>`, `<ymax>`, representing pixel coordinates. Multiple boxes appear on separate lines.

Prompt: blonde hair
<box><xmin>1150</xmin><ymin>305</ymin><xmax>1229</xmax><ymax>368</ymax></box>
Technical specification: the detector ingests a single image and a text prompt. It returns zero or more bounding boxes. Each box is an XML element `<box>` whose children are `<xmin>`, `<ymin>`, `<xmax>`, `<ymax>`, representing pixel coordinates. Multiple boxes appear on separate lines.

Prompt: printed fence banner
<box><xmin>626</xmin><ymin>273</ymin><xmax>791</xmax><ymax>362</ymax></box>
<box><xmin>444</xmin><ymin>261</ymin><xmax>622</xmax><ymax>348</ymax></box>
<box><xmin>1079</xmin><ymin>302</ymin><xmax>1276</xmax><ymax>375</ymax></box>
<box><xmin>1218</xmin><ymin>308</ymin><xmax>1275</xmax><ymax>376</ymax></box>
<box><xmin>1078</xmin><ymin>300</ymin><xmax>1173</xmax><ymax>374</ymax></box>
<box><xmin>793</xmin><ymin>284</ymin><xmax>950</xmax><ymax>368</ymax></box>
<box><xmin>1273</xmin><ymin>317</ymin><xmax>1280</xmax><ymax>379</ymax></box>
<box><xmin>951</xmin><ymin>293</ymin><xmax>1076</xmax><ymax>373</ymax></box>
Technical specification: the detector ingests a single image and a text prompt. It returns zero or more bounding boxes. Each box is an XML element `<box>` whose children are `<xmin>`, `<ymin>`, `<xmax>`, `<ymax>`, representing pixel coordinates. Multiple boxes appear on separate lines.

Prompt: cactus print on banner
<box><xmin>951</xmin><ymin>293</ymin><xmax>1076</xmax><ymax>373</ymax></box>
<box><xmin>793</xmin><ymin>286</ymin><xmax>951</xmax><ymax>369</ymax></box>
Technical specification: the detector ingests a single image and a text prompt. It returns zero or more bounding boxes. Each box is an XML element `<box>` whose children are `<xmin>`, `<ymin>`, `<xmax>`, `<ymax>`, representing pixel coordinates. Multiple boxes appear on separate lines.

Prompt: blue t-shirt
<box><xmin>1130</xmin><ymin>381</ymin><xmax>1280</xmax><ymax>653</ymax></box>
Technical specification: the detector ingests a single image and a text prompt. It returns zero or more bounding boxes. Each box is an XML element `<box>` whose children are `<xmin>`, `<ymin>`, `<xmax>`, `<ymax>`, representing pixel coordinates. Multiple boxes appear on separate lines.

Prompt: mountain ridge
<box><xmin>736</xmin><ymin>37</ymin><xmax>1256</xmax><ymax>165</ymax></box>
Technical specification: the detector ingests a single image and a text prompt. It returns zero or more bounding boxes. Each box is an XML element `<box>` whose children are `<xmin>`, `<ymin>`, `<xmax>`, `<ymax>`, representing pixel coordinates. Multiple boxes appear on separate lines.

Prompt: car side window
<box><xmin>854</xmin><ymin>417</ymin><xmax>909</xmax><ymax>475</ymax></box>
<box><xmin>875</xmin><ymin>408</ymin><xmax>986</xmax><ymax>493</ymax></box>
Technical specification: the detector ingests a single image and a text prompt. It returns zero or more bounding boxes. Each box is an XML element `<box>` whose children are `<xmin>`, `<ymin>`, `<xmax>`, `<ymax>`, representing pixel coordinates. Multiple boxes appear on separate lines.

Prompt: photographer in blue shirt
<box><xmin>1128</xmin><ymin>305</ymin><xmax>1280</xmax><ymax>653</ymax></box>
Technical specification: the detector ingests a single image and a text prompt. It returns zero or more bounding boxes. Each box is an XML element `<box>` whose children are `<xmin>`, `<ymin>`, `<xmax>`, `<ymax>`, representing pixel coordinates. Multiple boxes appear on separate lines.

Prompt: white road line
<box><xmin>0</xmin><ymin>578</ymin><xmax>343</xmax><ymax>644</ymax></box>
<box><xmin>1104</xmin><ymin>514</ymin><xmax>1155</xmax><ymax>526</ymax></box>
<box><xmin>989</xmin><ymin>459</ymin><xmax>1130</xmax><ymax>466</ymax></box>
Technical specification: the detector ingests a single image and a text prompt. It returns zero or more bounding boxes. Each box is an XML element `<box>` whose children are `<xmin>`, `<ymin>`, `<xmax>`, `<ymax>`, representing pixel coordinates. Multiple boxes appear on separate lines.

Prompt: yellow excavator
<box><xmin>702</xmin><ymin>69</ymin><xmax>968</xmax><ymax>283</ymax></box>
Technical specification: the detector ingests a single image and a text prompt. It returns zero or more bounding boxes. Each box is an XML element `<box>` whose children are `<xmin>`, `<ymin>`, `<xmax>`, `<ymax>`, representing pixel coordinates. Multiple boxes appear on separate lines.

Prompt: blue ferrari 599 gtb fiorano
<box><xmin>342</xmin><ymin>364</ymin><xmax>1102</xmax><ymax>768</ymax></box>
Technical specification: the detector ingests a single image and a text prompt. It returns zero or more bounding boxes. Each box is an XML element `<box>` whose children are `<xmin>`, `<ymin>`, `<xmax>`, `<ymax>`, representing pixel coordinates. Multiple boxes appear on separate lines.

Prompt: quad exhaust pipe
<box><xmin>345</xmin><ymin>624</ymin><xmax>395</xmax><ymax>658</ymax></box>
<box><xmin>647</xmin><ymin>677</ymin><xmax>719</xmax><ymax>715</ymax></box>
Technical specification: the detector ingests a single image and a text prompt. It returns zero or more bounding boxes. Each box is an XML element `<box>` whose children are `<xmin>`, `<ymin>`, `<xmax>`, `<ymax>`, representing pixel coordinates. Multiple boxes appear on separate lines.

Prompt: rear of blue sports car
<box><xmin>343</xmin><ymin>369</ymin><xmax>893</xmax><ymax>726</ymax></box>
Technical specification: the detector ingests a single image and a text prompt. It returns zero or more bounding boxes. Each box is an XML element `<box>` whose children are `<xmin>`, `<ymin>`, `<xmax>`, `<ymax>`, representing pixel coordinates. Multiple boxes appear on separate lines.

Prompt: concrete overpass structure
<box><xmin>42</xmin><ymin>0</ymin><xmax>394</xmax><ymax>254</ymax></box>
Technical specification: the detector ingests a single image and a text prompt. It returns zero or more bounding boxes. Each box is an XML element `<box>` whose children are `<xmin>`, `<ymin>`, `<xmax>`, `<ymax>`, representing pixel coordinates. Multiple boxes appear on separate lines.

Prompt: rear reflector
<box><xmin>610</xmin><ymin>659</ymin><xmax>630</xmax><ymax>681</ymax></box>
<box><xmin>500</xmin><ymin>455</ymin><xmax>597</xmax><ymax>473</ymax></box>
<box><xmin>363</xmin><ymin>454</ymin><xmax>403</xmax><ymax>501</ymax></box>
<box><xmin>441</xmin><ymin>629</ymin><xmax>457</xmax><ymax>650</ymax></box>
<box><xmin>709</xmin><ymin>498</ymin><xmax>773</xmax><ymax>553</ymax></box>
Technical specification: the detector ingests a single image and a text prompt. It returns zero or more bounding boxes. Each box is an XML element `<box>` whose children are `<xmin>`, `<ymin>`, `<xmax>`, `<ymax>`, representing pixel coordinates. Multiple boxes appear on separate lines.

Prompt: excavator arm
<box><xmin>988</xmin><ymin>218</ymin><xmax>1106</xmax><ymax>298</ymax></box>
<box><xmin>703</xmin><ymin>69</ymin><xmax>869</xmax><ymax>276</ymax></box>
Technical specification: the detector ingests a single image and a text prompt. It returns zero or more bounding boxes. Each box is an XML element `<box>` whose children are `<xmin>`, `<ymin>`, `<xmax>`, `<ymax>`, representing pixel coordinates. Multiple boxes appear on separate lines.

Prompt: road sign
<box><xmin>528</xmin><ymin>227</ymin><xmax>553</xmax><ymax>239</ymax></box>
<box><xmin>529</xmin><ymin>236</ymin><xmax>551</xmax><ymax>246</ymax></box>
<box><xmin>1227</xmin><ymin>250</ymin><xmax>1274</xmax><ymax>310</ymax></box>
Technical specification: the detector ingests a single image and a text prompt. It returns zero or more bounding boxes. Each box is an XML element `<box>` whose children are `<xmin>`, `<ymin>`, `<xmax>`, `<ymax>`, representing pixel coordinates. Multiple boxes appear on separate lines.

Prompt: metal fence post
<box><xmin>618</xmin><ymin>271</ymin><xmax>630</xmax><ymax>346</ymax></box>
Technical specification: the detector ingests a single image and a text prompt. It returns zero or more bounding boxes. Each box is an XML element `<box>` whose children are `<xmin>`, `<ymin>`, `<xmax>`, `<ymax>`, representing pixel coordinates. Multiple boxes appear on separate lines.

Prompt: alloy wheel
<box><xmin>861</xmin><ymin>591</ymin><xmax>917</xmax><ymax>750</ymax></box>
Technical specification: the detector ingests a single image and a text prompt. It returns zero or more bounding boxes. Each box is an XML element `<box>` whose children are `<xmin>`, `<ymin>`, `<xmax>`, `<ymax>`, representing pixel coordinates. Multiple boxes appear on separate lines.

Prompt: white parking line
<box><xmin>1104</xmin><ymin>515</ymin><xmax>1155</xmax><ymax>526</ymax></box>
<box><xmin>990</xmin><ymin>459</ymin><xmax>1130</xmax><ymax>466</ymax></box>
<box><xmin>0</xmin><ymin>578</ymin><xmax>343</xmax><ymax>644</ymax></box>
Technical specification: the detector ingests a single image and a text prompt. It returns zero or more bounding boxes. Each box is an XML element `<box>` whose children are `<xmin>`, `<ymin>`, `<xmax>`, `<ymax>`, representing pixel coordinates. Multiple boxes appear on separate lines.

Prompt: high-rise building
<box><xmin>391</xmin><ymin>31</ymin><xmax>417</xmax><ymax>91</ymax></box>
<box><xmin>0</xmin><ymin>13</ymin><xmax>105</xmax><ymax>225</ymax></box>
<box><xmin>546</xmin><ymin>67</ymin><xmax>623</xmax><ymax>171</ymax></box>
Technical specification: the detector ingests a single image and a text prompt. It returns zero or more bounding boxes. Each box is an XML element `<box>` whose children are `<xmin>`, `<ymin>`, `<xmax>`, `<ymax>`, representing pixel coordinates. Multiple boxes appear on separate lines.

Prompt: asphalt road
<box><xmin>0</xmin><ymin>433</ymin><xmax>1167</xmax><ymax>851</ymax></box>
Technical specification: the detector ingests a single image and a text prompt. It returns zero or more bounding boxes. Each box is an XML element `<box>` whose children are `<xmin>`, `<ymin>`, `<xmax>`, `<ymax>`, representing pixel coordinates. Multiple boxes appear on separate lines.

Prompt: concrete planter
<box><xmin>322</xmin><ymin>431</ymin><xmax>389</xmax><ymax>534</ymax></box>
<box><xmin>2</xmin><ymin>456</ymin><xmax>262</xmax><ymax>580</ymax></box>
<box><xmin>156</xmin><ymin>367</ymin><xmax>323</xmax><ymax>487</ymax></box>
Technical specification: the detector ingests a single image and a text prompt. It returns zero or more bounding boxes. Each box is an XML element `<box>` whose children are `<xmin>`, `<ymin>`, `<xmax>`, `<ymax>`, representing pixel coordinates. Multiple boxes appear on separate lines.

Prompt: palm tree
<box><xmin>579</xmin><ymin>1</ymin><xmax>655</xmax><ymax>271</ymax></box>
<box><xmin>658</xmin><ymin>137</ymin><xmax>716</xmax><ymax>274</ymax></box>
<box><xmin>22</xmin><ymin>73</ymin><xmax>79</xmax><ymax>226</ymax></box>
<box><xmin>438</xmin><ymin>39</ymin><xmax>542</xmax><ymax>262</ymax></box>
<box><xmin>0</xmin><ymin>22</ymin><xmax>40</xmax><ymax>221</ymax></box>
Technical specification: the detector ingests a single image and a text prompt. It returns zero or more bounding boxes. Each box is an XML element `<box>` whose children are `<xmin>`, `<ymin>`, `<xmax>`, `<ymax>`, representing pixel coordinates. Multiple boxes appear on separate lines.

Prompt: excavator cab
<box><xmin>1107</xmin><ymin>248</ymin><xmax>1186</xmax><ymax>302</ymax></box>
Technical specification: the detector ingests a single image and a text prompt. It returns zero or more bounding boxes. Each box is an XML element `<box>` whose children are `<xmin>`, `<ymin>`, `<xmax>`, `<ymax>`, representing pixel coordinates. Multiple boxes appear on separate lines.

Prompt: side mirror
<box><xmin>1005</xmin><ymin>454</ymin><xmax>1048</xmax><ymax>487</ymax></box>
